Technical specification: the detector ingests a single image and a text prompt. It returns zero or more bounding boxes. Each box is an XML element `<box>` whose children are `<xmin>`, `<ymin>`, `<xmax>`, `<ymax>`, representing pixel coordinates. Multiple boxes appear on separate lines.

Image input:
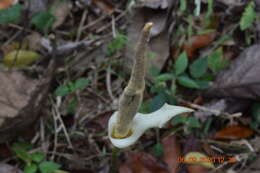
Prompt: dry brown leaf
<box><xmin>0</xmin><ymin>71</ymin><xmax>37</xmax><ymax>125</ymax></box>
<box><xmin>215</xmin><ymin>125</ymin><xmax>254</xmax><ymax>140</ymax></box>
<box><xmin>0</xmin><ymin>0</ymin><xmax>17</xmax><ymax>9</ymax></box>
<box><xmin>51</xmin><ymin>0</ymin><xmax>72</xmax><ymax>29</ymax></box>
<box><xmin>25</xmin><ymin>32</ymin><xmax>42</xmax><ymax>51</ymax></box>
<box><xmin>119</xmin><ymin>152</ymin><xmax>169</xmax><ymax>173</ymax></box>
<box><xmin>162</xmin><ymin>134</ymin><xmax>181</xmax><ymax>173</ymax></box>
<box><xmin>92</xmin><ymin>0</ymin><xmax>115</xmax><ymax>14</ymax></box>
<box><xmin>206</xmin><ymin>45</ymin><xmax>260</xmax><ymax>100</ymax></box>
<box><xmin>0</xmin><ymin>56</ymin><xmax>56</xmax><ymax>142</ymax></box>
<box><xmin>183</xmin><ymin>32</ymin><xmax>216</xmax><ymax>58</ymax></box>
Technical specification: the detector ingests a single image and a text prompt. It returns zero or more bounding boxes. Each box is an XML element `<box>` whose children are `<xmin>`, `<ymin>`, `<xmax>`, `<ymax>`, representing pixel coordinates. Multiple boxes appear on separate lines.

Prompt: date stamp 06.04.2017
<box><xmin>177</xmin><ymin>156</ymin><xmax>237</xmax><ymax>163</ymax></box>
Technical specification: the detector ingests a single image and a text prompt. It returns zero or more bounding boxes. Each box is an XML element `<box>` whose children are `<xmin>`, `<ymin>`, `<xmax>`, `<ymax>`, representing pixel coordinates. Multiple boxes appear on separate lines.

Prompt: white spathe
<box><xmin>108</xmin><ymin>103</ymin><xmax>193</xmax><ymax>148</ymax></box>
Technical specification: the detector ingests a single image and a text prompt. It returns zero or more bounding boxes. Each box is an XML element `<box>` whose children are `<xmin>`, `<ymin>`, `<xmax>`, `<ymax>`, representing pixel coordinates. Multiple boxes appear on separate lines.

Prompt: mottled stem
<box><xmin>113</xmin><ymin>23</ymin><xmax>153</xmax><ymax>138</ymax></box>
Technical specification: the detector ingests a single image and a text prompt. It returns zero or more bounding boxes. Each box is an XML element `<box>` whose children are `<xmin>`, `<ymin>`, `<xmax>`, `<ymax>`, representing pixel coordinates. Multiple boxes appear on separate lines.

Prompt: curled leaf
<box><xmin>215</xmin><ymin>125</ymin><xmax>254</xmax><ymax>140</ymax></box>
<box><xmin>4</xmin><ymin>50</ymin><xmax>40</xmax><ymax>67</ymax></box>
<box><xmin>183</xmin><ymin>32</ymin><xmax>216</xmax><ymax>58</ymax></box>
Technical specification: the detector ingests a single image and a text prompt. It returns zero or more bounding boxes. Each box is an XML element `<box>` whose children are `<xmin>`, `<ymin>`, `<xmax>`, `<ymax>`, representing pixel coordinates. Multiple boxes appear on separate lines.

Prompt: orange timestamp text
<box><xmin>177</xmin><ymin>156</ymin><xmax>237</xmax><ymax>163</ymax></box>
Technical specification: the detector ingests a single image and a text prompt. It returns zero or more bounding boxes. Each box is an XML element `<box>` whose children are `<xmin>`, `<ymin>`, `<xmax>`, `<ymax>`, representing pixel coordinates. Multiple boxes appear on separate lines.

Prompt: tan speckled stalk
<box><xmin>113</xmin><ymin>22</ymin><xmax>153</xmax><ymax>138</ymax></box>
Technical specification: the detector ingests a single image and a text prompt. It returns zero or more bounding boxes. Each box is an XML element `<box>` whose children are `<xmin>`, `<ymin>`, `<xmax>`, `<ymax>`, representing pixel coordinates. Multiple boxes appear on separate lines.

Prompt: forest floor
<box><xmin>0</xmin><ymin>0</ymin><xmax>260</xmax><ymax>173</ymax></box>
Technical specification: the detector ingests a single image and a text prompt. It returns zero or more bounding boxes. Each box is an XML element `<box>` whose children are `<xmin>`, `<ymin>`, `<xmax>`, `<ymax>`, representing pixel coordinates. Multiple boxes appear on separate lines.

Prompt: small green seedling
<box><xmin>106</xmin><ymin>33</ymin><xmax>128</xmax><ymax>56</ymax></box>
<box><xmin>12</xmin><ymin>142</ymin><xmax>66</xmax><ymax>173</ymax></box>
<box><xmin>172</xmin><ymin>115</ymin><xmax>201</xmax><ymax>134</ymax></box>
<box><xmin>55</xmin><ymin>78</ymin><xmax>89</xmax><ymax>114</ymax></box>
<box><xmin>0</xmin><ymin>4</ymin><xmax>22</xmax><ymax>24</ymax></box>
<box><xmin>54</xmin><ymin>78</ymin><xmax>90</xmax><ymax>97</ymax></box>
<box><xmin>31</xmin><ymin>11</ymin><xmax>55</xmax><ymax>31</ymax></box>
<box><xmin>240</xmin><ymin>1</ymin><xmax>256</xmax><ymax>31</ymax></box>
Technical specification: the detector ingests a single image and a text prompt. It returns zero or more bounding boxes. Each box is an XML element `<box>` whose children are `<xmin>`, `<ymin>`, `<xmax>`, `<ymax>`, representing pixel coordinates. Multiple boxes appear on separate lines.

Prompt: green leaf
<box><xmin>74</xmin><ymin>78</ymin><xmax>90</xmax><ymax>90</ymax></box>
<box><xmin>39</xmin><ymin>161</ymin><xmax>61</xmax><ymax>173</ymax></box>
<box><xmin>0</xmin><ymin>4</ymin><xmax>22</xmax><ymax>24</ymax></box>
<box><xmin>155</xmin><ymin>73</ymin><xmax>175</xmax><ymax>82</ymax></box>
<box><xmin>12</xmin><ymin>144</ymin><xmax>32</xmax><ymax>164</ymax></box>
<box><xmin>175</xmin><ymin>52</ymin><xmax>188</xmax><ymax>75</ymax></box>
<box><xmin>195</xmin><ymin>80</ymin><xmax>211</xmax><ymax>89</ymax></box>
<box><xmin>31</xmin><ymin>152</ymin><xmax>45</xmax><ymax>163</ymax></box>
<box><xmin>189</xmin><ymin>57</ymin><xmax>208</xmax><ymax>78</ymax></box>
<box><xmin>179</xmin><ymin>0</ymin><xmax>187</xmax><ymax>12</ymax></box>
<box><xmin>31</xmin><ymin>11</ymin><xmax>55</xmax><ymax>31</ymax></box>
<box><xmin>187</xmin><ymin>116</ymin><xmax>201</xmax><ymax>128</ymax></box>
<box><xmin>177</xmin><ymin>76</ymin><xmax>199</xmax><ymax>89</ymax></box>
<box><xmin>208</xmin><ymin>48</ymin><xmax>229</xmax><ymax>73</ymax></box>
<box><xmin>147</xmin><ymin>52</ymin><xmax>157</xmax><ymax>59</ymax></box>
<box><xmin>24</xmin><ymin>164</ymin><xmax>37</xmax><ymax>173</ymax></box>
<box><xmin>206</xmin><ymin>0</ymin><xmax>213</xmax><ymax>18</ymax></box>
<box><xmin>203</xmin><ymin>118</ymin><xmax>213</xmax><ymax>134</ymax></box>
<box><xmin>149</xmin><ymin>92</ymin><xmax>167</xmax><ymax>112</ymax></box>
<box><xmin>12</xmin><ymin>142</ymin><xmax>32</xmax><ymax>151</ymax></box>
<box><xmin>172</xmin><ymin>115</ymin><xmax>187</xmax><ymax>126</ymax></box>
<box><xmin>67</xmin><ymin>96</ymin><xmax>77</xmax><ymax>114</ymax></box>
<box><xmin>152</xmin><ymin>143</ymin><xmax>164</xmax><ymax>157</ymax></box>
<box><xmin>251</xmin><ymin>102</ymin><xmax>260</xmax><ymax>123</ymax></box>
<box><xmin>240</xmin><ymin>1</ymin><xmax>256</xmax><ymax>30</ymax></box>
<box><xmin>106</xmin><ymin>33</ymin><xmax>127</xmax><ymax>56</ymax></box>
<box><xmin>149</xmin><ymin>66</ymin><xmax>160</xmax><ymax>77</ymax></box>
<box><xmin>55</xmin><ymin>85</ymin><xmax>70</xmax><ymax>97</ymax></box>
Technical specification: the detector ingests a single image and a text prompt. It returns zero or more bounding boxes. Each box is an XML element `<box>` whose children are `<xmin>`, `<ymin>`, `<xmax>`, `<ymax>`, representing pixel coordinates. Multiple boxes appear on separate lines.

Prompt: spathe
<box><xmin>108</xmin><ymin>103</ymin><xmax>193</xmax><ymax>148</ymax></box>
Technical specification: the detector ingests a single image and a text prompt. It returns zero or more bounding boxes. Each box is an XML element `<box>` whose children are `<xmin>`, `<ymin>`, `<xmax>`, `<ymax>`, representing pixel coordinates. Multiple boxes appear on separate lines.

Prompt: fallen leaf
<box><xmin>51</xmin><ymin>0</ymin><xmax>72</xmax><ymax>29</ymax></box>
<box><xmin>4</xmin><ymin>50</ymin><xmax>40</xmax><ymax>67</ymax></box>
<box><xmin>206</xmin><ymin>45</ymin><xmax>260</xmax><ymax>100</ymax></box>
<box><xmin>0</xmin><ymin>57</ymin><xmax>56</xmax><ymax>142</ymax></box>
<box><xmin>183</xmin><ymin>32</ymin><xmax>216</xmax><ymax>58</ymax></box>
<box><xmin>119</xmin><ymin>152</ymin><xmax>169</xmax><ymax>173</ymax></box>
<box><xmin>0</xmin><ymin>71</ymin><xmax>37</xmax><ymax>123</ymax></box>
<box><xmin>25</xmin><ymin>32</ymin><xmax>42</xmax><ymax>51</ymax></box>
<box><xmin>215</xmin><ymin>125</ymin><xmax>254</xmax><ymax>140</ymax></box>
<box><xmin>92</xmin><ymin>0</ymin><xmax>115</xmax><ymax>14</ymax></box>
<box><xmin>0</xmin><ymin>0</ymin><xmax>17</xmax><ymax>9</ymax></box>
<box><xmin>162</xmin><ymin>134</ymin><xmax>181</xmax><ymax>173</ymax></box>
<box><xmin>184</xmin><ymin>152</ymin><xmax>215</xmax><ymax>169</ymax></box>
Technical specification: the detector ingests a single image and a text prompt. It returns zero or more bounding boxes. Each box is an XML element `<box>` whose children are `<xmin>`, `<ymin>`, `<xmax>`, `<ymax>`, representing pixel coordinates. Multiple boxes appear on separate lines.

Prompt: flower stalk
<box><xmin>113</xmin><ymin>22</ymin><xmax>153</xmax><ymax>138</ymax></box>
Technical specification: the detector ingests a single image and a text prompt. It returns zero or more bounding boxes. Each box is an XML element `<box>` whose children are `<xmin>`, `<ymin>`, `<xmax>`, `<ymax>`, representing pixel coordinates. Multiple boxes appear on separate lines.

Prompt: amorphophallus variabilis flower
<box><xmin>108</xmin><ymin>22</ymin><xmax>193</xmax><ymax>148</ymax></box>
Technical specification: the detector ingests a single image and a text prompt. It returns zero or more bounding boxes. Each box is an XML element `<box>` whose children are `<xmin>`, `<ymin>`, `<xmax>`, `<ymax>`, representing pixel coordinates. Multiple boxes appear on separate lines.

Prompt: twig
<box><xmin>96</xmin><ymin>11</ymin><xmax>126</xmax><ymax>33</ymax></box>
<box><xmin>177</xmin><ymin>98</ymin><xmax>242</xmax><ymax>118</ymax></box>
<box><xmin>106</xmin><ymin>64</ymin><xmax>116</xmax><ymax>101</ymax></box>
<box><xmin>53</xmin><ymin>97</ymin><xmax>74</xmax><ymax>149</ymax></box>
<box><xmin>76</xmin><ymin>9</ymin><xmax>88</xmax><ymax>41</ymax></box>
<box><xmin>41</xmin><ymin>39</ymin><xmax>94</xmax><ymax>55</ymax></box>
<box><xmin>82</xmin><ymin>14</ymin><xmax>109</xmax><ymax>31</ymax></box>
<box><xmin>111</xmin><ymin>14</ymin><xmax>116</xmax><ymax>38</ymax></box>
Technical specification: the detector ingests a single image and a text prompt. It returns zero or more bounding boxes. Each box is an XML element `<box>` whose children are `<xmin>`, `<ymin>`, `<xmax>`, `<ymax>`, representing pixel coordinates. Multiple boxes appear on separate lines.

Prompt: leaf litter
<box><xmin>0</xmin><ymin>0</ymin><xmax>260</xmax><ymax>173</ymax></box>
